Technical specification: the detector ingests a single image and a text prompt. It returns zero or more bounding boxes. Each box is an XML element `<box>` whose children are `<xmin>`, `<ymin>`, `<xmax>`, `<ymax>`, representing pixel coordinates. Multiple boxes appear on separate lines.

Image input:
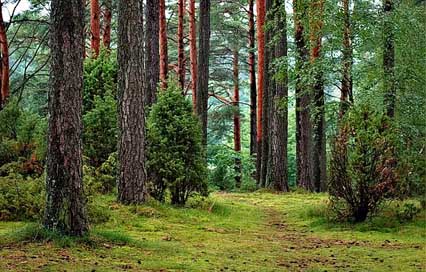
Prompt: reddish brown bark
<box><xmin>177</xmin><ymin>0</ymin><xmax>185</xmax><ymax>90</ymax></box>
<box><xmin>233</xmin><ymin>49</ymin><xmax>242</xmax><ymax>188</ymax></box>
<box><xmin>102</xmin><ymin>0</ymin><xmax>112</xmax><ymax>49</ymax></box>
<box><xmin>189</xmin><ymin>0</ymin><xmax>197</xmax><ymax>110</ymax></box>
<box><xmin>159</xmin><ymin>0</ymin><xmax>168</xmax><ymax>89</ymax></box>
<box><xmin>0</xmin><ymin>2</ymin><xmax>9</xmax><ymax>108</ymax></box>
<box><xmin>255</xmin><ymin>0</ymin><xmax>266</xmax><ymax>184</ymax></box>
<box><xmin>90</xmin><ymin>0</ymin><xmax>101</xmax><ymax>57</ymax></box>
<box><xmin>248</xmin><ymin>0</ymin><xmax>257</xmax><ymax>156</ymax></box>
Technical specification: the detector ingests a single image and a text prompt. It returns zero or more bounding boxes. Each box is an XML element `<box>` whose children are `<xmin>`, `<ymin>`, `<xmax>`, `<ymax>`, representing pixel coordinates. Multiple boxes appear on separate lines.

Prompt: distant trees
<box><xmin>44</xmin><ymin>0</ymin><xmax>88</xmax><ymax>235</ymax></box>
<box><xmin>159</xmin><ymin>0</ymin><xmax>168</xmax><ymax>89</ymax></box>
<box><xmin>383</xmin><ymin>0</ymin><xmax>396</xmax><ymax>118</ymax></box>
<box><xmin>145</xmin><ymin>0</ymin><xmax>160</xmax><ymax>106</ymax></box>
<box><xmin>189</xmin><ymin>0</ymin><xmax>198</xmax><ymax>110</ymax></box>
<box><xmin>248</xmin><ymin>0</ymin><xmax>257</xmax><ymax>156</ymax></box>
<box><xmin>117</xmin><ymin>0</ymin><xmax>147</xmax><ymax>204</ymax></box>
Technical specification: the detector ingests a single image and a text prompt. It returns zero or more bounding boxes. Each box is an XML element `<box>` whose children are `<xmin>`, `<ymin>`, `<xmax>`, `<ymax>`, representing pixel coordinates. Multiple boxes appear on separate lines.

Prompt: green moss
<box><xmin>0</xmin><ymin>192</ymin><xmax>424</xmax><ymax>271</ymax></box>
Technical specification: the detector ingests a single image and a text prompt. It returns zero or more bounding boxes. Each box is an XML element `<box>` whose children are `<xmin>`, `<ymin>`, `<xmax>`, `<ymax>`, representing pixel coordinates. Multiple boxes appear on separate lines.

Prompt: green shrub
<box><xmin>329</xmin><ymin>105</ymin><xmax>398</xmax><ymax>222</ymax></box>
<box><xmin>0</xmin><ymin>174</ymin><xmax>45</xmax><ymax>221</ymax></box>
<box><xmin>147</xmin><ymin>82</ymin><xmax>208</xmax><ymax>205</ymax></box>
<box><xmin>396</xmin><ymin>202</ymin><xmax>421</xmax><ymax>222</ymax></box>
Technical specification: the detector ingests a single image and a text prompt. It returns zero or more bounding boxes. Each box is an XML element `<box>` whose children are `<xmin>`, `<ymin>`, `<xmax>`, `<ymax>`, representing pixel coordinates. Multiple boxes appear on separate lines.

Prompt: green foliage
<box><xmin>83</xmin><ymin>93</ymin><xmax>118</xmax><ymax>167</ymax></box>
<box><xmin>147</xmin><ymin>82</ymin><xmax>208</xmax><ymax>205</ymax></box>
<box><xmin>396</xmin><ymin>202</ymin><xmax>422</xmax><ymax>223</ymax></box>
<box><xmin>0</xmin><ymin>174</ymin><xmax>45</xmax><ymax>221</ymax></box>
<box><xmin>329</xmin><ymin>104</ymin><xmax>398</xmax><ymax>222</ymax></box>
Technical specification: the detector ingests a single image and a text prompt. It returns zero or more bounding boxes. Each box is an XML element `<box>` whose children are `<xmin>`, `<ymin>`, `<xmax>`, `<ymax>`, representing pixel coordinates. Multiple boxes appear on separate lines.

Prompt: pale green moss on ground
<box><xmin>0</xmin><ymin>192</ymin><xmax>424</xmax><ymax>271</ymax></box>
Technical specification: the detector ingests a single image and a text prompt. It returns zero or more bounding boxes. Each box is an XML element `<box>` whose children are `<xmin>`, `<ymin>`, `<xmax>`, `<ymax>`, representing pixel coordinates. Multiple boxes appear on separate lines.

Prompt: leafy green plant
<box><xmin>147</xmin><ymin>82</ymin><xmax>208</xmax><ymax>205</ymax></box>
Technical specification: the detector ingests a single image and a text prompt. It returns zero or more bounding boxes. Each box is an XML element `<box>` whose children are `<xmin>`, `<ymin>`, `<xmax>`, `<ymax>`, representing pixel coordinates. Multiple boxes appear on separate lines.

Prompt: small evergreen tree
<box><xmin>147</xmin><ymin>82</ymin><xmax>208</xmax><ymax>205</ymax></box>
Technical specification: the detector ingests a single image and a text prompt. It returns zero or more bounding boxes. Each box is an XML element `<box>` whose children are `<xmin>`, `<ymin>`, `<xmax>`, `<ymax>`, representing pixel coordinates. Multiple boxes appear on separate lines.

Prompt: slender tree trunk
<box><xmin>255</xmin><ymin>0</ymin><xmax>266</xmax><ymax>185</ymax></box>
<box><xmin>90</xmin><ymin>0</ymin><xmax>101</xmax><ymax>57</ymax></box>
<box><xmin>233</xmin><ymin>49</ymin><xmax>242</xmax><ymax>188</ymax></box>
<box><xmin>177</xmin><ymin>0</ymin><xmax>186</xmax><ymax>90</ymax></box>
<box><xmin>145</xmin><ymin>0</ymin><xmax>160</xmax><ymax>106</ymax></box>
<box><xmin>44</xmin><ymin>0</ymin><xmax>88</xmax><ymax>236</ymax></box>
<box><xmin>270</xmin><ymin>0</ymin><xmax>289</xmax><ymax>192</ymax></box>
<box><xmin>248</xmin><ymin>0</ymin><xmax>257</xmax><ymax>156</ymax></box>
<box><xmin>339</xmin><ymin>0</ymin><xmax>353</xmax><ymax>119</ymax></box>
<box><xmin>383</xmin><ymin>0</ymin><xmax>395</xmax><ymax>118</ymax></box>
<box><xmin>196</xmin><ymin>0</ymin><xmax>211</xmax><ymax>147</ymax></box>
<box><xmin>117</xmin><ymin>0</ymin><xmax>147</xmax><ymax>204</ymax></box>
<box><xmin>102</xmin><ymin>0</ymin><xmax>112</xmax><ymax>49</ymax></box>
<box><xmin>294</xmin><ymin>0</ymin><xmax>313</xmax><ymax>191</ymax></box>
<box><xmin>0</xmin><ymin>2</ymin><xmax>9</xmax><ymax>109</ymax></box>
<box><xmin>189</xmin><ymin>0</ymin><xmax>198</xmax><ymax>110</ymax></box>
<box><xmin>309</xmin><ymin>0</ymin><xmax>326</xmax><ymax>192</ymax></box>
<box><xmin>159</xmin><ymin>0</ymin><xmax>168</xmax><ymax>89</ymax></box>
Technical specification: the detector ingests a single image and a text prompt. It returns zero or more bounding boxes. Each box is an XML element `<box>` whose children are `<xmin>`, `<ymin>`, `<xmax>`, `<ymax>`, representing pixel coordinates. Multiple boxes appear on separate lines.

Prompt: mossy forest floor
<box><xmin>0</xmin><ymin>192</ymin><xmax>425</xmax><ymax>271</ymax></box>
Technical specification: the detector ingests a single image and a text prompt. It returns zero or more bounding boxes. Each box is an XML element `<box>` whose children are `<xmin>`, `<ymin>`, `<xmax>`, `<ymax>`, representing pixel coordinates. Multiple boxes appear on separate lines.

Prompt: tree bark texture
<box><xmin>255</xmin><ymin>0</ymin><xmax>266</xmax><ymax>185</ymax></box>
<box><xmin>383</xmin><ymin>0</ymin><xmax>396</xmax><ymax>118</ymax></box>
<box><xmin>145</xmin><ymin>0</ymin><xmax>160</xmax><ymax>106</ymax></box>
<box><xmin>177</xmin><ymin>0</ymin><xmax>186</xmax><ymax>90</ymax></box>
<box><xmin>44</xmin><ymin>0</ymin><xmax>88</xmax><ymax>236</ymax></box>
<box><xmin>339</xmin><ymin>0</ymin><xmax>353</xmax><ymax>119</ymax></box>
<box><xmin>294</xmin><ymin>0</ymin><xmax>313</xmax><ymax>191</ymax></box>
<box><xmin>0</xmin><ymin>2</ymin><xmax>9</xmax><ymax>109</ymax></box>
<box><xmin>117</xmin><ymin>0</ymin><xmax>147</xmax><ymax>204</ymax></box>
<box><xmin>102</xmin><ymin>0</ymin><xmax>112</xmax><ymax>49</ymax></box>
<box><xmin>233</xmin><ymin>49</ymin><xmax>242</xmax><ymax>188</ymax></box>
<box><xmin>159</xmin><ymin>0</ymin><xmax>169</xmax><ymax>89</ymax></box>
<box><xmin>309</xmin><ymin>0</ymin><xmax>327</xmax><ymax>192</ymax></box>
<box><xmin>189</xmin><ymin>0</ymin><xmax>198</xmax><ymax>110</ymax></box>
<box><xmin>90</xmin><ymin>0</ymin><xmax>101</xmax><ymax>57</ymax></box>
<box><xmin>196</xmin><ymin>0</ymin><xmax>211</xmax><ymax>147</ymax></box>
<box><xmin>248</xmin><ymin>0</ymin><xmax>257</xmax><ymax>156</ymax></box>
<box><xmin>270</xmin><ymin>0</ymin><xmax>289</xmax><ymax>192</ymax></box>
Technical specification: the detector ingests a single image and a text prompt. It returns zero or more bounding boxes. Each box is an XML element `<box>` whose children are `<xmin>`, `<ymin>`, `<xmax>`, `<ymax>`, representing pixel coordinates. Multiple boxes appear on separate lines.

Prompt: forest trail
<box><xmin>0</xmin><ymin>192</ymin><xmax>425</xmax><ymax>271</ymax></box>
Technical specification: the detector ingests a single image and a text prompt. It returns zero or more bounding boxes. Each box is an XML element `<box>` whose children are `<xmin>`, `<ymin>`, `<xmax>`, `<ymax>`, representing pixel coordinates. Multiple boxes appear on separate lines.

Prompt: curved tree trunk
<box><xmin>159</xmin><ymin>0</ymin><xmax>169</xmax><ymax>89</ymax></box>
<box><xmin>117</xmin><ymin>0</ymin><xmax>147</xmax><ymax>204</ymax></box>
<box><xmin>196</xmin><ymin>0</ymin><xmax>211</xmax><ymax>147</ymax></box>
<box><xmin>90</xmin><ymin>0</ymin><xmax>101</xmax><ymax>57</ymax></box>
<box><xmin>248</xmin><ymin>0</ymin><xmax>257</xmax><ymax>156</ymax></box>
<box><xmin>189</xmin><ymin>0</ymin><xmax>198</xmax><ymax>110</ymax></box>
<box><xmin>233</xmin><ymin>49</ymin><xmax>242</xmax><ymax>188</ymax></box>
<box><xmin>44</xmin><ymin>0</ymin><xmax>88</xmax><ymax>236</ymax></box>
<box><xmin>145</xmin><ymin>0</ymin><xmax>160</xmax><ymax>106</ymax></box>
<box><xmin>0</xmin><ymin>2</ymin><xmax>9</xmax><ymax>109</ymax></box>
<box><xmin>102</xmin><ymin>0</ymin><xmax>112</xmax><ymax>49</ymax></box>
<box><xmin>294</xmin><ymin>0</ymin><xmax>314</xmax><ymax>191</ymax></box>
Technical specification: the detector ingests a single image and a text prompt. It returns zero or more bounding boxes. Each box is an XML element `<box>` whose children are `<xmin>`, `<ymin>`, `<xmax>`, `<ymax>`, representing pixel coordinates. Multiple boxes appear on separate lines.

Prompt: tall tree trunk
<box><xmin>159</xmin><ymin>0</ymin><xmax>169</xmax><ymax>89</ymax></box>
<box><xmin>248</xmin><ymin>0</ymin><xmax>257</xmax><ymax>156</ymax></box>
<box><xmin>0</xmin><ymin>2</ymin><xmax>9</xmax><ymax>109</ymax></box>
<box><xmin>117</xmin><ymin>0</ymin><xmax>147</xmax><ymax>204</ymax></box>
<box><xmin>189</xmin><ymin>0</ymin><xmax>198</xmax><ymax>110</ymax></box>
<box><xmin>177</xmin><ymin>0</ymin><xmax>186</xmax><ymax>90</ymax></box>
<box><xmin>44</xmin><ymin>0</ymin><xmax>88</xmax><ymax>236</ymax></box>
<box><xmin>233</xmin><ymin>49</ymin><xmax>242</xmax><ymax>188</ymax></box>
<box><xmin>294</xmin><ymin>0</ymin><xmax>313</xmax><ymax>191</ymax></box>
<box><xmin>145</xmin><ymin>0</ymin><xmax>160</xmax><ymax>106</ymax></box>
<box><xmin>90</xmin><ymin>0</ymin><xmax>101</xmax><ymax>57</ymax></box>
<box><xmin>339</xmin><ymin>0</ymin><xmax>353</xmax><ymax>119</ymax></box>
<box><xmin>255</xmin><ymin>0</ymin><xmax>266</xmax><ymax>185</ymax></box>
<box><xmin>196</xmin><ymin>0</ymin><xmax>211</xmax><ymax>147</ymax></box>
<box><xmin>270</xmin><ymin>0</ymin><xmax>289</xmax><ymax>192</ymax></box>
<box><xmin>102</xmin><ymin>0</ymin><xmax>112</xmax><ymax>49</ymax></box>
<box><xmin>260</xmin><ymin>0</ymin><xmax>273</xmax><ymax>187</ymax></box>
<box><xmin>309</xmin><ymin>0</ymin><xmax>326</xmax><ymax>192</ymax></box>
<box><xmin>383</xmin><ymin>0</ymin><xmax>395</xmax><ymax>118</ymax></box>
